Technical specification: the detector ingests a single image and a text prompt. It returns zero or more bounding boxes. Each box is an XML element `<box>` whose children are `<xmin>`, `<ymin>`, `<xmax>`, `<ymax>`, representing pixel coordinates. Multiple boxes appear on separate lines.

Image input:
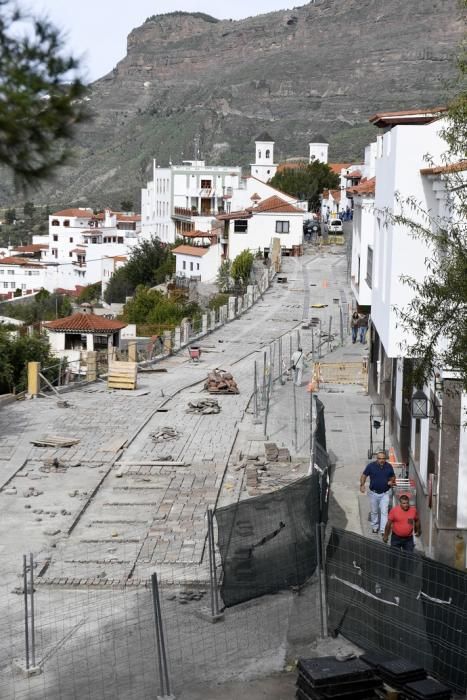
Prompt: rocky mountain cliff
<box><xmin>5</xmin><ymin>0</ymin><xmax>464</xmax><ymax>208</ymax></box>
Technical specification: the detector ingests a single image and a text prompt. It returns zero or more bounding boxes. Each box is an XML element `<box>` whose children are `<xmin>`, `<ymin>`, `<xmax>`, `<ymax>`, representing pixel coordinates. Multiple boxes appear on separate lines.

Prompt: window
<box><xmin>265</xmin><ymin>149</ymin><xmax>270</xmax><ymax>159</ymax></box>
<box><xmin>21</xmin><ymin>284</ymin><xmax>26</xmax><ymax>290</ymax></box>
<box><xmin>69</xmin><ymin>237</ymin><xmax>73</xmax><ymax>243</ymax></box>
<box><xmin>52</xmin><ymin>248</ymin><xmax>58</xmax><ymax>258</ymax></box>
<box><xmin>10</xmin><ymin>282</ymin><xmax>14</xmax><ymax>288</ymax></box>
<box><xmin>182</xmin><ymin>261</ymin><xmax>186</xmax><ymax>270</ymax></box>
<box><xmin>366</xmin><ymin>246</ymin><xmax>373</xmax><ymax>288</ymax></box>
<box><xmin>51</xmin><ymin>219</ymin><xmax>59</xmax><ymax>226</ymax></box>
<box><xmin>190</xmin><ymin>262</ymin><xmax>194</xmax><ymax>271</ymax></box>
<box><xmin>258</xmin><ymin>150</ymin><xmax>261</xmax><ymax>159</ymax></box>
<box><xmin>234</xmin><ymin>219</ymin><xmax>248</xmax><ymax>233</ymax></box>
<box><xmin>7</xmin><ymin>269</ymin><xmax>14</xmax><ymax>275</ymax></box>
<box><xmin>69</xmin><ymin>252</ymin><xmax>73</xmax><ymax>257</ymax></box>
<box><xmin>275</xmin><ymin>221</ymin><xmax>289</xmax><ymax>233</ymax></box>
<box><xmin>3</xmin><ymin>282</ymin><xmax>7</xmax><ymax>288</ymax></box>
<box><xmin>196</xmin><ymin>263</ymin><xmax>200</xmax><ymax>270</ymax></box>
<box><xmin>53</xmin><ymin>234</ymin><xmax>58</xmax><ymax>241</ymax></box>
<box><xmin>63</xmin><ymin>220</ymin><xmax>70</xmax><ymax>227</ymax></box>
<box><xmin>200</xmin><ymin>179</ymin><xmax>212</xmax><ymax>188</ymax></box>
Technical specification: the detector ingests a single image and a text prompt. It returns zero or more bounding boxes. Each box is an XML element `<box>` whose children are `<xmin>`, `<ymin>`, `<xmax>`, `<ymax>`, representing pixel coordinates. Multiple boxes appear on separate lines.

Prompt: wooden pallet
<box><xmin>108</xmin><ymin>361</ymin><xmax>137</xmax><ymax>390</ymax></box>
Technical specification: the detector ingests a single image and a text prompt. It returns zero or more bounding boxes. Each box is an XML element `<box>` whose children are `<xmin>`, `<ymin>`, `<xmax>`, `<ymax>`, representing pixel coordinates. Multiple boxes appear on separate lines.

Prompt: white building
<box><xmin>309</xmin><ymin>138</ymin><xmax>329</xmax><ymax>164</ymax></box>
<box><xmin>351</xmin><ymin>105</ymin><xmax>466</xmax><ymax>567</ymax></box>
<box><xmin>218</xmin><ymin>195</ymin><xmax>304</xmax><ymax>260</ymax></box>
<box><xmin>250</xmin><ymin>132</ymin><xmax>277</xmax><ymax>183</ymax></box>
<box><xmin>44</xmin><ymin>312</ymin><xmax>127</xmax><ymax>365</ymax></box>
<box><xmin>141</xmin><ymin>160</ymin><xmax>242</xmax><ymax>244</ymax></box>
<box><xmin>172</xmin><ymin>232</ymin><xmax>221</xmax><ymax>283</ymax></box>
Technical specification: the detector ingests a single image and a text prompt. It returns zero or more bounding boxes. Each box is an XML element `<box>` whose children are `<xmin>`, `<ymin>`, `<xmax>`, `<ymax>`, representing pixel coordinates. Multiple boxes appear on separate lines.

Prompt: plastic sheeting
<box><xmin>326</xmin><ymin>528</ymin><xmax>467</xmax><ymax>693</ymax></box>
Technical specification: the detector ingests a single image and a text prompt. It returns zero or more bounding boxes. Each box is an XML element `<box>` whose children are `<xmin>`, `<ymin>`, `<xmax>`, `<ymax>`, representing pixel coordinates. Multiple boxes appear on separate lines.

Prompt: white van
<box><xmin>329</xmin><ymin>218</ymin><xmax>343</xmax><ymax>234</ymax></box>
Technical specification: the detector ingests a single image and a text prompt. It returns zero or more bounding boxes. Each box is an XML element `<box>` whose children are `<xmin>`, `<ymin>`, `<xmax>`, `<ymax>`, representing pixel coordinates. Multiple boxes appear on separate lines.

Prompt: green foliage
<box><xmin>231</xmin><ymin>250</ymin><xmax>254</xmax><ymax>288</ymax></box>
<box><xmin>5</xmin><ymin>207</ymin><xmax>15</xmax><ymax>224</ymax></box>
<box><xmin>120</xmin><ymin>199</ymin><xmax>133</xmax><ymax>212</ymax></box>
<box><xmin>122</xmin><ymin>286</ymin><xmax>199</xmax><ymax>326</ymax></box>
<box><xmin>269</xmin><ymin>161</ymin><xmax>340</xmax><ymax>210</ymax></box>
<box><xmin>216</xmin><ymin>260</ymin><xmax>232</xmax><ymax>293</ymax></box>
<box><xmin>0</xmin><ymin>326</ymin><xmax>57</xmax><ymax>393</ymax></box>
<box><xmin>23</xmin><ymin>201</ymin><xmax>35</xmax><ymax>218</ymax></box>
<box><xmin>208</xmin><ymin>293</ymin><xmax>230</xmax><ymax>311</ymax></box>
<box><xmin>2</xmin><ymin>290</ymin><xmax>72</xmax><ymax>324</ymax></box>
<box><xmin>77</xmin><ymin>282</ymin><xmax>101</xmax><ymax>304</ymax></box>
<box><xmin>103</xmin><ymin>237</ymin><xmax>175</xmax><ymax>304</ymax></box>
<box><xmin>145</xmin><ymin>11</ymin><xmax>219</xmax><ymax>24</ymax></box>
<box><xmin>0</xmin><ymin>0</ymin><xmax>88</xmax><ymax>188</ymax></box>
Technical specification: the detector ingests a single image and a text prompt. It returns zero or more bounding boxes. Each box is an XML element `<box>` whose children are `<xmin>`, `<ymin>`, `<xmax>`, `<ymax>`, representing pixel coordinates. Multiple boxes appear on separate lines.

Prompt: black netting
<box><xmin>216</xmin><ymin>475</ymin><xmax>320</xmax><ymax>607</ymax></box>
<box><xmin>314</xmin><ymin>396</ymin><xmax>326</xmax><ymax>452</ymax></box>
<box><xmin>325</xmin><ymin>528</ymin><xmax>467</xmax><ymax>693</ymax></box>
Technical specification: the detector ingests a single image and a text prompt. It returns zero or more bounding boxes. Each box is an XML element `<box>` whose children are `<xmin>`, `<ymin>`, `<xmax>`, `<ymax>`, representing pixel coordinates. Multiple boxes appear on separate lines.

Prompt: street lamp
<box><xmin>411</xmin><ymin>389</ymin><xmax>429</xmax><ymax>419</ymax></box>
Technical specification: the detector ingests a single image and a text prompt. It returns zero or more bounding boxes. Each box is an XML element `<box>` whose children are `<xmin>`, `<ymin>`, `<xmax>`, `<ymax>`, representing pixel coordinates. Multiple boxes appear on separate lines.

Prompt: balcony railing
<box><xmin>173</xmin><ymin>207</ymin><xmax>225</xmax><ymax>219</ymax></box>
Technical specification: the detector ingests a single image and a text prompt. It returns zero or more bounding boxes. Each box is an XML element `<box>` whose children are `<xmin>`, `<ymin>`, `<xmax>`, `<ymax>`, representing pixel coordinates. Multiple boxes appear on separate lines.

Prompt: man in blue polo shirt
<box><xmin>360</xmin><ymin>451</ymin><xmax>395</xmax><ymax>535</ymax></box>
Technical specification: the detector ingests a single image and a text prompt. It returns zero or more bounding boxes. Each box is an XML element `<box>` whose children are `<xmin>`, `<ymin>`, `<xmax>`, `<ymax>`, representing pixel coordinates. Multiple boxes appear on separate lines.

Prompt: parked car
<box><xmin>303</xmin><ymin>221</ymin><xmax>320</xmax><ymax>240</ymax></box>
<box><xmin>329</xmin><ymin>218</ymin><xmax>343</xmax><ymax>234</ymax></box>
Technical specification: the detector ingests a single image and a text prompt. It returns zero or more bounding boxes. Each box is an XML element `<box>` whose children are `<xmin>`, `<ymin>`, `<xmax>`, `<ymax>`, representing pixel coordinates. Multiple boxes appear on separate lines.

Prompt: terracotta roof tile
<box><xmin>44</xmin><ymin>312</ymin><xmax>127</xmax><ymax>333</ymax></box>
<box><xmin>346</xmin><ymin>170</ymin><xmax>362</xmax><ymax>179</ymax></box>
<box><xmin>0</xmin><ymin>256</ymin><xmax>43</xmax><ymax>267</ymax></box>
<box><xmin>253</xmin><ymin>195</ymin><xmax>303</xmax><ymax>214</ymax></box>
<box><xmin>347</xmin><ymin>177</ymin><xmax>376</xmax><ymax>196</ymax></box>
<box><xmin>369</xmin><ymin>106</ymin><xmax>447</xmax><ymax>128</ymax></box>
<box><xmin>172</xmin><ymin>245</ymin><xmax>209</xmax><ymax>257</ymax></box>
<box><xmin>420</xmin><ymin>160</ymin><xmax>467</xmax><ymax>175</ymax></box>
<box><xmin>328</xmin><ymin>163</ymin><xmax>352</xmax><ymax>175</ymax></box>
<box><xmin>51</xmin><ymin>208</ymin><xmax>93</xmax><ymax>217</ymax></box>
<box><xmin>15</xmin><ymin>244</ymin><xmax>49</xmax><ymax>253</ymax></box>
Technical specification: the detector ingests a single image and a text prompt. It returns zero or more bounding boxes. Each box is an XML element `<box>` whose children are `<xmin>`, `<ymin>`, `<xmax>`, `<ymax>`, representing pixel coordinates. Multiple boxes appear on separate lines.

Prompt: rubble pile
<box><xmin>204</xmin><ymin>369</ymin><xmax>239</xmax><ymax>394</ymax></box>
<box><xmin>150</xmin><ymin>426</ymin><xmax>180</xmax><ymax>443</ymax></box>
<box><xmin>264</xmin><ymin>442</ymin><xmax>291</xmax><ymax>462</ymax></box>
<box><xmin>187</xmin><ymin>398</ymin><xmax>221</xmax><ymax>415</ymax></box>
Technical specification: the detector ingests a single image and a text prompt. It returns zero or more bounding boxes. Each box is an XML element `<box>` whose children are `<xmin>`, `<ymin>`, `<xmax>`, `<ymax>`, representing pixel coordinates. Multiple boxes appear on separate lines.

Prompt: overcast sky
<box><xmin>32</xmin><ymin>1</ymin><xmax>300</xmax><ymax>81</ymax></box>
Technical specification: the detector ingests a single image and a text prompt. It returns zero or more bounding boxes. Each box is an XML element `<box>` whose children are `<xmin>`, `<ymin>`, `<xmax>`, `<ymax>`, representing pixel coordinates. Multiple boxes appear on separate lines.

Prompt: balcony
<box><xmin>173</xmin><ymin>207</ymin><xmax>225</xmax><ymax>220</ymax></box>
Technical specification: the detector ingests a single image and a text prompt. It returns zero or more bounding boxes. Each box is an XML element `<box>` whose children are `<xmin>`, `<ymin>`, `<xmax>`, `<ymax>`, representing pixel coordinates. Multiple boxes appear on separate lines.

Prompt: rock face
<box><xmin>19</xmin><ymin>1</ymin><xmax>466</xmax><ymax>206</ymax></box>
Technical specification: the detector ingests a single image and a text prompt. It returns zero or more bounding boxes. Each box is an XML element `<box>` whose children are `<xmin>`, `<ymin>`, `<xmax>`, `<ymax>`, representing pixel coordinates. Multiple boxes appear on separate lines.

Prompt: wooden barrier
<box><xmin>314</xmin><ymin>360</ymin><xmax>368</xmax><ymax>388</ymax></box>
<box><xmin>108</xmin><ymin>361</ymin><xmax>137</xmax><ymax>390</ymax></box>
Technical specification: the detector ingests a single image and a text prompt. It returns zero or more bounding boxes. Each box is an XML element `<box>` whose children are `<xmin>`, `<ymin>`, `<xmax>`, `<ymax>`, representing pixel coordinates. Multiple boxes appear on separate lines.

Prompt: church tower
<box><xmin>309</xmin><ymin>136</ymin><xmax>329</xmax><ymax>164</ymax></box>
<box><xmin>251</xmin><ymin>132</ymin><xmax>277</xmax><ymax>182</ymax></box>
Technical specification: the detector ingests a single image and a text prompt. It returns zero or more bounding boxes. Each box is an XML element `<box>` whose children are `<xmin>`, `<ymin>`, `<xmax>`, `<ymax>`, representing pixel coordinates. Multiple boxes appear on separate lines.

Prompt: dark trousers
<box><xmin>390</xmin><ymin>533</ymin><xmax>415</xmax><ymax>552</ymax></box>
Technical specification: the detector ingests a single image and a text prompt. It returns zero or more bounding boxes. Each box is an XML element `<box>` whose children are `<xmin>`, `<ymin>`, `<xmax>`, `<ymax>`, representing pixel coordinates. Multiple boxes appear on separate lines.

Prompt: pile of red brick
<box><xmin>204</xmin><ymin>369</ymin><xmax>239</xmax><ymax>394</ymax></box>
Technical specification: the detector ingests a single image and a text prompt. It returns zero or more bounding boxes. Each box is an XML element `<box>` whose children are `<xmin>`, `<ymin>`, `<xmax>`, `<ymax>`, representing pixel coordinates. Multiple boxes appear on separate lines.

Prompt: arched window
<box><xmin>258</xmin><ymin>150</ymin><xmax>261</xmax><ymax>159</ymax></box>
<box><xmin>265</xmin><ymin>149</ymin><xmax>270</xmax><ymax>159</ymax></box>
<box><xmin>51</xmin><ymin>219</ymin><xmax>59</xmax><ymax>226</ymax></box>
<box><xmin>63</xmin><ymin>220</ymin><xmax>70</xmax><ymax>227</ymax></box>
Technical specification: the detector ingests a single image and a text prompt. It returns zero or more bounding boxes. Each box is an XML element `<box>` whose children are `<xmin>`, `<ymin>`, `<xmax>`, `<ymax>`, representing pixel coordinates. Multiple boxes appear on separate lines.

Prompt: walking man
<box><xmin>291</xmin><ymin>347</ymin><xmax>304</xmax><ymax>386</ymax></box>
<box><xmin>383</xmin><ymin>494</ymin><xmax>420</xmax><ymax>551</ymax></box>
<box><xmin>360</xmin><ymin>451</ymin><xmax>395</xmax><ymax>535</ymax></box>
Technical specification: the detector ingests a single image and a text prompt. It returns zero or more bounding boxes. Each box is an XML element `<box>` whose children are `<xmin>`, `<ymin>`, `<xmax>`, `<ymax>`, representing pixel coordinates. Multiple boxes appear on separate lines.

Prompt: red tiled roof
<box><xmin>328</xmin><ymin>163</ymin><xmax>352</xmax><ymax>175</ymax></box>
<box><xmin>217</xmin><ymin>210</ymin><xmax>252</xmax><ymax>221</ymax></box>
<box><xmin>182</xmin><ymin>230</ymin><xmax>217</xmax><ymax>238</ymax></box>
<box><xmin>420</xmin><ymin>160</ymin><xmax>467</xmax><ymax>175</ymax></box>
<box><xmin>276</xmin><ymin>161</ymin><xmax>307</xmax><ymax>173</ymax></box>
<box><xmin>322</xmin><ymin>189</ymin><xmax>342</xmax><ymax>202</ymax></box>
<box><xmin>0</xmin><ymin>256</ymin><xmax>43</xmax><ymax>267</ymax></box>
<box><xmin>346</xmin><ymin>170</ymin><xmax>362</xmax><ymax>179</ymax></box>
<box><xmin>172</xmin><ymin>245</ymin><xmax>209</xmax><ymax>257</ymax></box>
<box><xmin>95</xmin><ymin>211</ymin><xmax>141</xmax><ymax>222</ymax></box>
<box><xmin>15</xmin><ymin>244</ymin><xmax>49</xmax><ymax>253</ymax></box>
<box><xmin>369</xmin><ymin>106</ymin><xmax>447</xmax><ymax>128</ymax></box>
<box><xmin>253</xmin><ymin>195</ymin><xmax>303</xmax><ymax>214</ymax></box>
<box><xmin>54</xmin><ymin>286</ymin><xmax>86</xmax><ymax>298</ymax></box>
<box><xmin>71</xmin><ymin>248</ymin><xmax>86</xmax><ymax>254</ymax></box>
<box><xmin>51</xmin><ymin>208</ymin><xmax>93</xmax><ymax>217</ymax></box>
<box><xmin>44</xmin><ymin>312</ymin><xmax>126</xmax><ymax>333</ymax></box>
<box><xmin>347</xmin><ymin>177</ymin><xmax>376</xmax><ymax>196</ymax></box>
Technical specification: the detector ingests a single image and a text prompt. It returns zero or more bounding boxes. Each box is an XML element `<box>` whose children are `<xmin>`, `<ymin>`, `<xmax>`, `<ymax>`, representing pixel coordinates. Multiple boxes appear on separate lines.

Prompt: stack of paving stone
<box><xmin>361</xmin><ymin>654</ymin><xmax>427</xmax><ymax>690</ymax></box>
<box><xmin>264</xmin><ymin>442</ymin><xmax>291</xmax><ymax>462</ymax></box>
<box><xmin>296</xmin><ymin>656</ymin><xmax>383</xmax><ymax>699</ymax></box>
<box><xmin>204</xmin><ymin>369</ymin><xmax>239</xmax><ymax>394</ymax></box>
<box><xmin>400</xmin><ymin>679</ymin><xmax>452</xmax><ymax>700</ymax></box>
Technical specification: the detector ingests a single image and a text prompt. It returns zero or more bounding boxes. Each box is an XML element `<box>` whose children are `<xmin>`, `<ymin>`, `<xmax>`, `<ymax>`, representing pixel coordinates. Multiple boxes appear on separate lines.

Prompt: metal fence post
<box><xmin>151</xmin><ymin>572</ymin><xmax>174</xmax><ymax>699</ymax></box>
<box><xmin>339</xmin><ymin>306</ymin><xmax>344</xmax><ymax>346</ymax></box>
<box><xmin>23</xmin><ymin>555</ymin><xmax>29</xmax><ymax>670</ymax></box>
<box><xmin>207</xmin><ymin>508</ymin><xmax>223</xmax><ymax>620</ymax></box>
<box><xmin>327</xmin><ymin>316</ymin><xmax>332</xmax><ymax>354</ymax></box>
<box><xmin>264</xmin><ymin>365</ymin><xmax>272</xmax><ymax>438</ymax></box>
<box><xmin>29</xmin><ymin>553</ymin><xmax>36</xmax><ymax>668</ymax></box>
<box><xmin>262</xmin><ymin>350</ymin><xmax>267</xmax><ymax>407</ymax></box>
<box><xmin>279</xmin><ymin>336</ymin><xmax>284</xmax><ymax>384</ymax></box>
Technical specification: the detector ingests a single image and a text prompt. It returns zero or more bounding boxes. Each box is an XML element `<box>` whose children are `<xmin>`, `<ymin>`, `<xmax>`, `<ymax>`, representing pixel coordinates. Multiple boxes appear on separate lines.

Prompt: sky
<box><xmin>32</xmin><ymin>0</ymin><xmax>300</xmax><ymax>82</ymax></box>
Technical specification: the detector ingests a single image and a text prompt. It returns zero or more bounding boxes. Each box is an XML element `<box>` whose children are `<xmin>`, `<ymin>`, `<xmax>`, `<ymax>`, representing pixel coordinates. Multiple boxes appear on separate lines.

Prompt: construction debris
<box><xmin>187</xmin><ymin>398</ymin><xmax>221</xmax><ymax>415</ymax></box>
<box><xmin>150</xmin><ymin>426</ymin><xmax>180</xmax><ymax>443</ymax></box>
<box><xmin>204</xmin><ymin>369</ymin><xmax>239</xmax><ymax>394</ymax></box>
<box><xmin>264</xmin><ymin>442</ymin><xmax>291</xmax><ymax>462</ymax></box>
<box><xmin>31</xmin><ymin>436</ymin><xmax>80</xmax><ymax>448</ymax></box>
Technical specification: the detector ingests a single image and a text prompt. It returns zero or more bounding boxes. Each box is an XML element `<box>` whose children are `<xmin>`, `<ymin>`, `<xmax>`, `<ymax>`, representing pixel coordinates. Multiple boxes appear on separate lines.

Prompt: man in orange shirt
<box><xmin>383</xmin><ymin>494</ymin><xmax>420</xmax><ymax>552</ymax></box>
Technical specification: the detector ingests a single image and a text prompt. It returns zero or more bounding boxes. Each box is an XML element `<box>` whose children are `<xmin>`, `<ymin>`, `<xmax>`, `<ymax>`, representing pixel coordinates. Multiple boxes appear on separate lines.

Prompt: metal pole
<box><xmin>208</xmin><ymin>509</ymin><xmax>220</xmax><ymax>615</ymax></box>
<box><xmin>262</xmin><ymin>351</ymin><xmax>267</xmax><ymax>406</ymax></box>
<box><xmin>264</xmin><ymin>364</ymin><xmax>272</xmax><ymax>438</ymax></box>
<box><xmin>293</xmin><ymin>380</ymin><xmax>298</xmax><ymax>450</ymax></box>
<box><xmin>270</xmin><ymin>343</ymin><xmax>275</xmax><ymax>393</ymax></box>
<box><xmin>289</xmin><ymin>334</ymin><xmax>292</xmax><ymax>369</ymax></box>
<box><xmin>23</xmin><ymin>555</ymin><xmax>30</xmax><ymax>670</ymax></box>
<box><xmin>154</xmin><ymin>573</ymin><xmax>172</xmax><ymax>696</ymax></box>
<box><xmin>310</xmin><ymin>390</ymin><xmax>314</xmax><ymax>457</ymax></box>
<box><xmin>29</xmin><ymin>553</ymin><xmax>36</xmax><ymax>667</ymax></box>
<box><xmin>311</xmin><ymin>327</ymin><xmax>315</xmax><ymax>362</ymax></box>
<box><xmin>296</xmin><ymin>329</ymin><xmax>301</xmax><ymax>350</ymax></box>
<box><xmin>279</xmin><ymin>337</ymin><xmax>284</xmax><ymax>384</ymax></box>
<box><xmin>253</xmin><ymin>360</ymin><xmax>258</xmax><ymax>419</ymax></box>
<box><xmin>151</xmin><ymin>573</ymin><xmax>166</xmax><ymax>697</ymax></box>
<box><xmin>315</xmin><ymin>523</ymin><xmax>324</xmax><ymax>638</ymax></box>
<box><xmin>327</xmin><ymin>316</ymin><xmax>332</xmax><ymax>354</ymax></box>
<box><xmin>318</xmin><ymin>320</ymin><xmax>322</xmax><ymax>359</ymax></box>
<box><xmin>339</xmin><ymin>306</ymin><xmax>344</xmax><ymax>346</ymax></box>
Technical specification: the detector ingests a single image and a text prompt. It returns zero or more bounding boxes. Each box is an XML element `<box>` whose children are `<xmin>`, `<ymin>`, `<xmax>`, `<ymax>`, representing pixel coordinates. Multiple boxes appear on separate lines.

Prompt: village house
<box><xmin>172</xmin><ymin>231</ymin><xmax>221</xmax><ymax>282</ymax></box>
<box><xmin>350</xmin><ymin>105</ymin><xmax>466</xmax><ymax>567</ymax></box>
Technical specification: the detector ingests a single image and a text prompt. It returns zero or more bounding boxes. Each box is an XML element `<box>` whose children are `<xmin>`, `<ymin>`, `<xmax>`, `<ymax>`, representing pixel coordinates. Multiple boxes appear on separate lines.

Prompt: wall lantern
<box><xmin>411</xmin><ymin>389</ymin><xmax>429</xmax><ymax>419</ymax></box>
